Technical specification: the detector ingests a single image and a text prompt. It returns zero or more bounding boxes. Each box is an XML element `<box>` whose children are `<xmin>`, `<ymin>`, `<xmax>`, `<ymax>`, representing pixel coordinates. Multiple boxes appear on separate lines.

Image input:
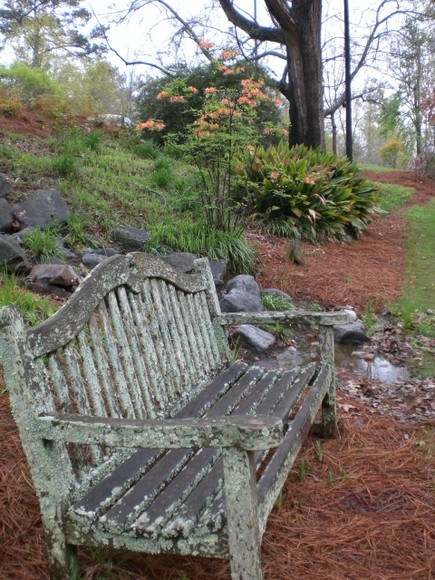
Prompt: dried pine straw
<box><xmin>1</xmin><ymin>387</ymin><xmax>434</xmax><ymax>579</ymax></box>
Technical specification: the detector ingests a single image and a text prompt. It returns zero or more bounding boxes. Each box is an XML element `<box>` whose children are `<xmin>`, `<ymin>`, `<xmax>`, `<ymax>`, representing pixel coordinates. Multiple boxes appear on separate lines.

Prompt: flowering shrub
<box><xmin>137</xmin><ymin>45</ymin><xmax>285</xmax><ymax>232</ymax></box>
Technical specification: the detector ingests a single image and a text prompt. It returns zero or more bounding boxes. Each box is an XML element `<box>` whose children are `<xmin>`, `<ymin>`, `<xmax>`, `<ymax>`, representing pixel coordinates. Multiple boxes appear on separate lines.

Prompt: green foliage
<box><xmin>374</xmin><ymin>182</ymin><xmax>413</xmax><ymax>212</ymax></box>
<box><xmin>144</xmin><ymin>220</ymin><xmax>258</xmax><ymax>274</ymax></box>
<box><xmin>0</xmin><ymin>87</ymin><xmax>23</xmax><ymax>116</ymax></box>
<box><xmin>136</xmin><ymin>60</ymin><xmax>282</xmax><ymax>146</ymax></box>
<box><xmin>0</xmin><ymin>271</ymin><xmax>57</xmax><ymax>326</ymax></box>
<box><xmin>261</xmin><ymin>294</ymin><xmax>293</xmax><ymax>311</ymax></box>
<box><xmin>22</xmin><ymin>227</ymin><xmax>63</xmax><ymax>262</ymax></box>
<box><xmin>235</xmin><ymin>143</ymin><xmax>379</xmax><ymax>242</ymax></box>
<box><xmin>379</xmin><ymin>139</ymin><xmax>406</xmax><ymax>168</ymax></box>
<box><xmin>53</xmin><ymin>154</ymin><xmax>76</xmax><ymax>176</ymax></box>
<box><xmin>0</xmin><ymin>62</ymin><xmax>66</xmax><ymax>104</ymax></box>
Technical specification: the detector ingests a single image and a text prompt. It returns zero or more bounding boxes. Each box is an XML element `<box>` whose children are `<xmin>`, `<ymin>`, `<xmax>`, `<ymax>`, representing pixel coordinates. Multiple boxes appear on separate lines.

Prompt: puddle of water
<box><xmin>335</xmin><ymin>344</ymin><xmax>410</xmax><ymax>384</ymax></box>
<box><xmin>257</xmin><ymin>343</ymin><xmax>410</xmax><ymax>385</ymax></box>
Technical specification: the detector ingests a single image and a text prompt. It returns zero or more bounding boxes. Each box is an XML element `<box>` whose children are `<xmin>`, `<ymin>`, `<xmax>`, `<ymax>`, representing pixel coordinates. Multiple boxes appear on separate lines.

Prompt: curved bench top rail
<box><xmin>27</xmin><ymin>253</ymin><xmax>207</xmax><ymax>357</ymax></box>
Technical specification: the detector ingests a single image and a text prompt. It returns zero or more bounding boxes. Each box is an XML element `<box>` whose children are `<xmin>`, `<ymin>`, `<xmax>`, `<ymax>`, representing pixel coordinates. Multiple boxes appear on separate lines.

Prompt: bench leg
<box><xmin>319</xmin><ymin>325</ymin><xmax>338</xmax><ymax>438</ymax></box>
<box><xmin>222</xmin><ymin>448</ymin><xmax>263</xmax><ymax>580</ymax></box>
<box><xmin>42</xmin><ymin>505</ymin><xmax>80</xmax><ymax>579</ymax></box>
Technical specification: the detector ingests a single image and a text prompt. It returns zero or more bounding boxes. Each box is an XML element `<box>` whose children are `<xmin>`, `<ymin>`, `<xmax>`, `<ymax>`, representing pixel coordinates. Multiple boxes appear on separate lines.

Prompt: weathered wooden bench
<box><xmin>0</xmin><ymin>252</ymin><xmax>348</xmax><ymax>579</ymax></box>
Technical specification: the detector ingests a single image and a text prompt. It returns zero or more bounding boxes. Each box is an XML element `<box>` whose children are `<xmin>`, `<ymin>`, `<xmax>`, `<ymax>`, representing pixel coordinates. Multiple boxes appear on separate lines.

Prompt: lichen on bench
<box><xmin>0</xmin><ymin>252</ymin><xmax>348</xmax><ymax>579</ymax></box>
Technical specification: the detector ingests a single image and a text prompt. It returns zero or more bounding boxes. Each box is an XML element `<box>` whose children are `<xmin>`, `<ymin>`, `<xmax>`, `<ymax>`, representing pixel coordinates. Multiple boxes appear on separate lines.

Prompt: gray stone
<box><xmin>162</xmin><ymin>252</ymin><xmax>197</xmax><ymax>273</ymax></box>
<box><xmin>27</xmin><ymin>263</ymin><xmax>79</xmax><ymax>288</ymax></box>
<box><xmin>111</xmin><ymin>225</ymin><xmax>150</xmax><ymax>252</ymax></box>
<box><xmin>0</xmin><ymin>236</ymin><xmax>30</xmax><ymax>273</ymax></box>
<box><xmin>0</xmin><ymin>173</ymin><xmax>10</xmax><ymax>198</ymax></box>
<box><xmin>82</xmin><ymin>253</ymin><xmax>109</xmax><ymax>268</ymax></box>
<box><xmin>0</xmin><ymin>199</ymin><xmax>13</xmax><ymax>233</ymax></box>
<box><xmin>226</xmin><ymin>274</ymin><xmax>261</xmax><ymax>297</ymax></box>
<box><xmin>220</xmin><ymin>288</ymin><xmax>264</xmax><ymax>313</ymax></box>
<box><xmin>334</xmin><ymin>322</ymin><xmax>369</xmax><ymax>345</ymax></box>
<box><xmin>233</xmin><ymin>324</ymin><xmax>276</xmax><ymax>353</ymax></box>
<box><xmin>343</xmin><ymin>308</ymin><xmax>358</xmax><ymax>323</ymax></box>
<box><xmin>209</xmin><ymin>259</ymin><xmax>227</xmax><ymax>290</ymax></box>
<box><xmin>14</xmin><ymin>188</ymin><xmax>70</xmax><ymax>228</ymax></box>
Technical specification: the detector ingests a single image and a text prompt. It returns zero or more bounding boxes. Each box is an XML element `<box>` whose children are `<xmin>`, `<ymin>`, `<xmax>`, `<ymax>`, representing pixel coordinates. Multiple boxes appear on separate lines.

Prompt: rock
<box><xmin>343</xmin><ymin>308</ymin><xmax>358</xmax><ymax>322</ymax></box>
<box><xmin>81</xmin><ymin>253</ymin><xmax>110</xmax><ymax>268</ymax></box>
<box><xmin>0</xmin><ymin>173</ymin><xmax>11</xmax><ymax>198</ymax></box>
<box><xmin>161</xmin><ymin>252</ymin><xmax>197</xmax><ymax>273</ymax></box>
<box><xmin>111</xmin><ymin>225</ymin><xmax>150</xmax><ymax>252</ymax></box>
<box><xmin>209</xmin><ymin>259</ymin><xmax>227</xmax><ymax>290</ymax></box>
<box><xmin>334</xmin><ymin>322</ymin><xmax>369</xmax><ymax>345</ymax></box>
<box><xmin>0</xmin><ymin>199</ymin><xmax>13</xmax><ymax>233</ymax></box>
<box><xmin>233</xmin><ymin>324</ymin><xmax>276</xmax><ymax>353</ymax></box>
<box><xmin>27</xmin><ymin>263</ymin><xmax>80</xmax><ymax>288</ymax></box>
<box><xmin>226</xmin><ymin>274</ymin><xmax>261</xmax><ymax>297</ymax></box>
<box><xmin>221</xmin><ymin>274</ymin><xmax>263</xmax><ymax>313</ymax></box>
<box><xmin>14</xmin><ymin>188</ymin><xmax>70</xmax><ymax>229</ymax></box>
<box><xmin>0</xmin><ymin>236</ymin><xmax>30</xmax><ymax>273</ymax></box>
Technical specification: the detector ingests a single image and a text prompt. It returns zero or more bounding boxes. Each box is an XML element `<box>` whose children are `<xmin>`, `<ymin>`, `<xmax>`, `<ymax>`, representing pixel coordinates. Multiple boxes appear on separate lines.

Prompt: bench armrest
<box><xmin>35</xmin><ymin>414</ymin><xmax>284</xmax><ymax>451</ymax></box>
<box><xmin>219</xmin><ymin>310</ymin><xmax>350</xmax><ymax>327</ymax></box>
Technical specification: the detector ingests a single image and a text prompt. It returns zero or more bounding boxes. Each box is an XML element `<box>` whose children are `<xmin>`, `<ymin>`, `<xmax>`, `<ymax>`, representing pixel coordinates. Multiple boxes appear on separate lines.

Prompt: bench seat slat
<box><xmin>70</xmin><ymin>362</ymin><xmax>317</xmax><ymax>539</ymax></box>
<box><xmin>70</xmin><ymin>362</ymin><xmax>248</xmax><ymax>516</ymax></box>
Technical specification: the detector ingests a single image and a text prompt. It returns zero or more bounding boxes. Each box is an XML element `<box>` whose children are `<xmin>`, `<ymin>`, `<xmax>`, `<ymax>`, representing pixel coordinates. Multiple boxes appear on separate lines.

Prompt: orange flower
<box><xmin>156</xmin><ymin>91</ymin><xmax>168</xmax><ymax>100</ymax></box>
<box><xmin>169</xmin><ymin>95</ymin><xmax>185</xmax><ymax>103</ymax></box>
<box><xmin>198</xmin><ymin>40</ymin><xmax>214</xmax><ymax>49</ymax></box>
<box><xmin>189</xmin><ymin>86</ymin><xmax>199</xmax><ymax>93</ymax></box>
<box><xmin>204</xmin><ymin>87</ymin><xmax>217</xmax><ymax>94</ymax></box>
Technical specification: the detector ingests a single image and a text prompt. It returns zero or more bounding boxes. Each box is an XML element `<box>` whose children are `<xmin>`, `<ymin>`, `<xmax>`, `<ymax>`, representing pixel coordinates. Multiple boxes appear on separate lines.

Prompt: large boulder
<box><xmin>111</xmin><ymin>225</ymin><xmax>150</xmax><ymax>252</ymax></box>
<box><xmin>14</xmin><ymin>189</ymin><xmax>70</xmax><ymax>229</ymax></box>
<box><xmin>333</xmin><ymin>322</ymin><xmax>369</xmax><ymax>345</ymax></box>
<box><xmin>26</xmin><ymin>263</ymin><xmax>80</xmax><ymax>295</ymax></box>
<box><xmin>220</xmin><ymin>274</ymin><xmax>263</xmax><ymax>313</ymax></box>
<box><xmin>0</xmin><ymin>236</ymin><xmax>30</xmax><ymax>273</ymax></box>
<box><xmin>0</xmin><ymin>199</ymin><xmax>13</xmax><ymax>233</ymax></box>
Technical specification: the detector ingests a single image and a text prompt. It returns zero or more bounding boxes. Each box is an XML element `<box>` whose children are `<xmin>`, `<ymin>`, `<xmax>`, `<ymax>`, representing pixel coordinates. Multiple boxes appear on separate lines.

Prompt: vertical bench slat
<box><xmin>87</xmin><ymin>314</ymin><xmax>121</xmax><ymax>418</ymax></box>
<box><xmin>186</xmin><ymin>293</ymin><xmax>215</xmax><ymax>376</ymax></box>
<box><xmin>64</xmin><ymin>338</ymin><xmax>103</xmax><ymax>467</ymax></box>
<box><xmin>167</xmin><ymin>285</ymin><xmax>199</xmax><ymax>390</ymax></box>
<box><xmin>108</xmin><ymin>291</ymin><xmax>145</xmax><ymax>419</ymax></box>
<box><xmin>47</xmin><ymin>352</ymin><xmax>74</xmax><ymax>413</ymax></box>
<box><xmin>128</xmin><ymin>292</ymin><xmax>166</xmax><ymax>414</ymax></box>
<box><xmin>154</xmin><ymin>279</ymin><xmax>191</xmax><ymax>396</ymax></box>
<box><xmin>191</xmin><ymin>292</ymin><xmax>220</xmax><ymax>370</ymax></box>
<box><xmin>141</xmin><ymin>279</ymin><xmax>178</xmax><ymax>406</ymax></box>
<box><xmin>77</xmin><ymin>330</ymin><xmax>106</xmax><ymax>417</ymax></box>
<box><xmin>117</xmin><ymin>287</ymin><xmax>154</xmax><ymax>418</ymax></box>
<box><xmin>177</xmin><ymin>291</ymin><xmax>205</xmax><ymax>382</ymax></box>
<box><xmin>97</xmin><ymin>299</ymin><xmax>136</xmax><ymax>418</ymax></box>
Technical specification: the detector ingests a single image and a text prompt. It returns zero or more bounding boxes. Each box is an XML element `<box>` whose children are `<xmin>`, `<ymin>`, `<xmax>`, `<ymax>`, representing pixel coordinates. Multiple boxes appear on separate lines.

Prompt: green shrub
<box><xmin>144</xmin><ymin>220</ymin><xmax>258</xmax><ymax>274</ymax></box>
<box><xmin>53</xmin><ymin>154</ymin><xmax>76</xmax><ymax>176</ymax></box>
<box><xmin>0</xmin><ymin>62</ymin><xmax>66</xmax><ymax>104</ymax></box>
<box><xmin>261</xmin><ymin>294</ymin><xmax>294</xmax><ymax>311</ymax></box>
<box><xmin>235</xmin><ymin>143</ymin><xmax>379</xmax><ymax>242</ymax></box>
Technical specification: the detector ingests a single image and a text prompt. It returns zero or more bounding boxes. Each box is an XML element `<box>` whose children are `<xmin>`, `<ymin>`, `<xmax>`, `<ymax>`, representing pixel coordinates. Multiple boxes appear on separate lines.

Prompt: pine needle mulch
<box><xmin>1</xmin><ymin>387</ymin><xmax>434</xmax><ymax>580</ymax></box>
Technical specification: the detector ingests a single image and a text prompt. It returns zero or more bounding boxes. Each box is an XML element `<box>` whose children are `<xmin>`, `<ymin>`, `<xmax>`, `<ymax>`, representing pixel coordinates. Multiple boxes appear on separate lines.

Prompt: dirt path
<box><xmin>251</xmin><ymin>171</ymin><xmax>434</xmax><ymax>313</ymax></box>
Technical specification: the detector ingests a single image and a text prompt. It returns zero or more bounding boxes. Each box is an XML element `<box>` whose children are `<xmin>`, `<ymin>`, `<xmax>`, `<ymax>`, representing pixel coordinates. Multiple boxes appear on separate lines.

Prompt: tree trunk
<box><xmin>283</xmin><ymin>0</ymin><xmax>324</xmax><ymax>148</ymax></box>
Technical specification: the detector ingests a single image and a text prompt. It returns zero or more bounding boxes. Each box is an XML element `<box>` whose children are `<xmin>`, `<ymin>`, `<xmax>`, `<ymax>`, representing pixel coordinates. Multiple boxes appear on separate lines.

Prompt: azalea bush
<box><xmin>235</xmin><ymin>143</ymin><xmax>380</xmax><ymax>242</ymax></box>
<box><xmin>136</xmin><ymin>43</ymin><xmax>284</xmax><ymax>233</ymax></box>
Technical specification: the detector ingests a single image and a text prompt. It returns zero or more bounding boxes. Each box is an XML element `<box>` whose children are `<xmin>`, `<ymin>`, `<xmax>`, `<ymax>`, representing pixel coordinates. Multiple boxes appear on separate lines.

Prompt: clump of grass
<box><xmin>22</xmin><ymin>226</ymin><xmax>64</xmax><ymax>262</ymax></box>
<box><xmin>261</xmin><ymin>294</ymin><xmax>294</xmax><ymax>312</ymax></box>
<box><xmin>0</xmin><ymin>271</ymin><xmax>57</xmax><ymax>326</ymax></box>
<box><xmin>144</xmin><ymin>219</ymin><xmax>258</xmax><ymax>274</ymax></box>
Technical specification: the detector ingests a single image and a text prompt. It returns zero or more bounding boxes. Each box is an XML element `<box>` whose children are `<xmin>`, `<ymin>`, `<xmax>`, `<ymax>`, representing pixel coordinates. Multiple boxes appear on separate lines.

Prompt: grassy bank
<box><xmin>390</xmin><ymin>199</ymin><xmax>435</xmax><ymax>375</ymax></box>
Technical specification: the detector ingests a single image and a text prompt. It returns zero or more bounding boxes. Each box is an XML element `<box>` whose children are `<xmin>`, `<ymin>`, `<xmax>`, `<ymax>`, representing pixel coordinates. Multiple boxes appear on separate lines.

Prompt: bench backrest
<box><xmin>0</xmin><ymin>253</ymin><xmax>230</xmax><ymax>487</ymax></box>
